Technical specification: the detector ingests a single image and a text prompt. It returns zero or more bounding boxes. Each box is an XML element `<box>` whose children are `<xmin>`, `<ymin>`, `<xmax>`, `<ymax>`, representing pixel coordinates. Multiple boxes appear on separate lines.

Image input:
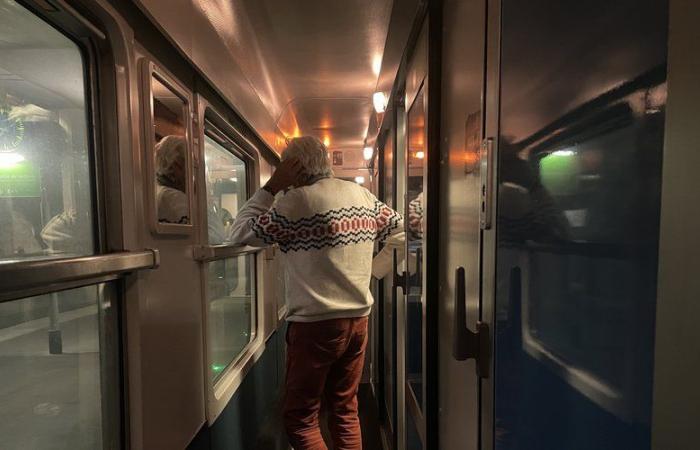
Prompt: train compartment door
<box><xmin>438</xmin><ymin>0</ymin><xmax>487</xmax><ymax>449</ymax></box>
<box><xmin>481</xmin><ymin>0</ymin><xmax>670</xmax><ymax>449</ymax></box>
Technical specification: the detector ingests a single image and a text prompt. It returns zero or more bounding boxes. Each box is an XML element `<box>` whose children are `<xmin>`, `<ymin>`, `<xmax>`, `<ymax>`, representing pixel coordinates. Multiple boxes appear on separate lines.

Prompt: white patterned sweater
<box><xmin>229</xmin><ymin>177</ymin><xmax>404</xmax><ymax>322</ymax></box>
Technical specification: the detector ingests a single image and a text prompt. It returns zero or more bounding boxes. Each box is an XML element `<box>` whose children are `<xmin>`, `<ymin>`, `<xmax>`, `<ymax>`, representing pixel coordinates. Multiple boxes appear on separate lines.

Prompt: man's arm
<box><xmin>227</xmin><ymin>189</ymin><xmax>277</xmax><ymax>246</ymax></box>
<box><xmin>372</xmin><ymin>200</ymin><xmax>405</xmax><ymax>279</ymax></box>
<box><xmin>227</xmin><ymin>157</ymin><xmax>303</xmax><ymax>246</ymax></box>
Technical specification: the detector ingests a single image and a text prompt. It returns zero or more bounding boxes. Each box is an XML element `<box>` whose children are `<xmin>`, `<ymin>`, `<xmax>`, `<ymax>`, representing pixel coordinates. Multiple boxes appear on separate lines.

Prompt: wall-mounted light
<box><xmin>323</xmin><ymin>136</ymin><xmax>331</xmax><ymax>147</ymax></box>
<box><xmin>363</xmin><ymin>146</ymin><xmax>373</xmax><ymax>160</ymax></box>
<box><xmin>373</xmin><ymin>92</ymin><xmax>387</xmax><ymax>113</ymax></box>
<box><xmin>354</xmin><ymin>176</ymin><xmax>365</xmax><ymax>184</ymax></box>
<box><xmin>415</xmin><ymin>151</ymin><xmax>425</xmax><ymax>159</ymax></box>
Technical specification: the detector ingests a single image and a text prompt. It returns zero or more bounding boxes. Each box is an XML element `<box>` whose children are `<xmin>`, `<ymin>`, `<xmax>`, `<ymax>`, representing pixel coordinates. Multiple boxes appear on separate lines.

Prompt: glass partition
<box><xmin>0</xmin><ymin>0</ymin><xmax>95</xmax><ymax>263</ymax></box>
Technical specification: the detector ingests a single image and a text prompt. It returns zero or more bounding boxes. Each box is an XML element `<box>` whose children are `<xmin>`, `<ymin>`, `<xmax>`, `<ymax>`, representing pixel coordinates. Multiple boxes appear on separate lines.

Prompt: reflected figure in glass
<box><xmin>493</xmin><ymin>0</ymin><xmax>669</xmax><ymax>448</ymax></box>
<box><xmin>154</xmin><ymin>135</ymin><xmax>189</xmax><ymax>224</ymax></box>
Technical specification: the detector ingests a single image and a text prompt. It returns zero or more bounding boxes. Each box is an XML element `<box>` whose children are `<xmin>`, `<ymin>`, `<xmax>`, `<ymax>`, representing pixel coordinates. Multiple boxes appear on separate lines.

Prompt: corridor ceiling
<box><xmin>193</xmin><ymin>0</ymin><xmax>394</xmax><ymax>153</ymax></box>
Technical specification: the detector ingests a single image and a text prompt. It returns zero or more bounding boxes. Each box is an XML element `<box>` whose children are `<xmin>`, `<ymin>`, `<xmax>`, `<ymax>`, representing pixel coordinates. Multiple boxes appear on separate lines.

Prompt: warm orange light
<box><xmin>415</xmin><ymin>151</ymin><xmax>425</xmax><ymax>159</ymax></box>
<box><xmin>372</xmin><ymin>54</ymin><xmax>382</xmax><ymax>77</ymax></box>
<box><xmin>323</xmin><ymin>136</ymin><xmax>331</xmax><ymax>147</ymax></box>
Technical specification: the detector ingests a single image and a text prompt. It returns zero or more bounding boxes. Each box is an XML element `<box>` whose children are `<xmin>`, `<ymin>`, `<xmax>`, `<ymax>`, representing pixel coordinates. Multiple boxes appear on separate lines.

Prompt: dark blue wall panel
<box><xmin>188</xmin><ymin>328</ymin><xmax>287</xmax><ymax>450</ymax></box>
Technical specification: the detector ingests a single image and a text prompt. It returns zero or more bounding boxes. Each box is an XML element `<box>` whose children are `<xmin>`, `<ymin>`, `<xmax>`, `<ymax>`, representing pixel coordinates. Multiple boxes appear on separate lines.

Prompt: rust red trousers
<box><xmin>283</xmin><ymin>317</ymin><xmax>369</xmax><ymax>450</ymax></box>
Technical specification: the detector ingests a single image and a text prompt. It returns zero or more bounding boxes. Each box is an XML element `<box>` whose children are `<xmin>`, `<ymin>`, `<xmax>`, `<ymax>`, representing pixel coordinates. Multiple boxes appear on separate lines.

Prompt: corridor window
<box><xmin>203</xmin><ymin>132</ymin><xmax>248</xmax><ymax>245</ymax></box>
<box><xmin>202</xmin><ymin>121</ymin><xmax>257</xmax><ymax>384</ymax></box>
<box><xmin>0</xmin><ymin>0</ymin><xmax>96</xmax><ymax>263</ymax></box>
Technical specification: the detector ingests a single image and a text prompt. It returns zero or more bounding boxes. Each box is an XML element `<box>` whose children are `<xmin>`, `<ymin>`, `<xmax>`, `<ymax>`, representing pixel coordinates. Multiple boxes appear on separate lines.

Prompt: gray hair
<box><xmin>155</xmin><ymin>135</ymin><xmax>186</xmax><ymax>181</ymax></box>
<box><xmin>282</xmin><ymin>136</ymin><xmax>333</xmax><ymax>178</ymax></box>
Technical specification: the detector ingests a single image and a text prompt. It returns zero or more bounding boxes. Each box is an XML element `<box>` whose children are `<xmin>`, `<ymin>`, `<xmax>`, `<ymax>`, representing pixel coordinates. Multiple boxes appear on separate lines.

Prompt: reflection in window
<box><xmin>528</xmin><ymin>103</ymin><xmax>665</xmax><ymax>391</ymax></box>
<box><xmin>494</xmin><ymin>0</ymin><xmax>668</xmax><ymax>446</ymax></box>
<box><xmin>204</xmin><ymin>132</ymin><xmax>248</xmax><ymax>245</ymax></box>
<box><xmin>0</xmin><ymin>0</ymin><xmax>95</xmax><ymax>262</ymax></box>
<box><xmin>208</xmin><ymin>254</ymin><xmax>255</xmax><ymax>382</ymax></box>
<box><xmin>406</xmin><ymin>88</ymin><xmax>425</xmax><ymax>415</ymax></box>
<box><xmin>0</xmin><ymin>283</ymin><xmax>115</xmax><ymax>448</ymax></box>
<box><xmin>151</xmin><ymin>77</ymin><xmax>190</xmax><ymax>225</ymax></box>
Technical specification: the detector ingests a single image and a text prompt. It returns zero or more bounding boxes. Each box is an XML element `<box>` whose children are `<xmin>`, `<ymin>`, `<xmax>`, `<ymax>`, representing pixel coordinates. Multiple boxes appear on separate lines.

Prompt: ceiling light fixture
<box><xmin>373</xmin><ymin>92</ymin><xmax>387</xmax><ymax>114</ymax></box>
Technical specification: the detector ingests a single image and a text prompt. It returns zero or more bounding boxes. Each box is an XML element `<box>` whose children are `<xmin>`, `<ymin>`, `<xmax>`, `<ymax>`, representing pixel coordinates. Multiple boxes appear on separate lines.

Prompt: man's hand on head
<box><xmin>264</xmin><ymin>158</ymin><xmax>304</xmax><ymax>195</ymax></box>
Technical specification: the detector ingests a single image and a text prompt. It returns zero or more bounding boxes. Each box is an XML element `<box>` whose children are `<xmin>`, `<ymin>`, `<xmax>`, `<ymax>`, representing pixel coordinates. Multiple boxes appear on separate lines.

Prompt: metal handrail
<box><xmin>193</xmin><ymin>244</ymin><xmax>263</xmax><ymax>262</ymax></box>
<box><xmin>0</xmin><ymin>250</ymin><xmax>159</xmax><ymax>302</ymax></box>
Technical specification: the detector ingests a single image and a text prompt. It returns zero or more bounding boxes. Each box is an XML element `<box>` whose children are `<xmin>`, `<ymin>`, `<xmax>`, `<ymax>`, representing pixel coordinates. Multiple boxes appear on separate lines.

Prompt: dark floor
<box><xmin>256</xmin><ymin>383</ymin><xmax>383</xmax><ymax>450</ymax></box>
<box><xmin>357</xmin><ymin>383</ymin><xmax>383</xmax><ymax>450</ymax></box>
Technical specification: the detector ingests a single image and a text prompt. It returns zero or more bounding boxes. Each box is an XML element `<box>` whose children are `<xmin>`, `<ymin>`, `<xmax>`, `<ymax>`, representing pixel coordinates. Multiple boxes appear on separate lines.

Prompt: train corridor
<box><xmin>1</xmin><ymin>0</ymin><xmax>699</xmax><ymax>449</ymax></box>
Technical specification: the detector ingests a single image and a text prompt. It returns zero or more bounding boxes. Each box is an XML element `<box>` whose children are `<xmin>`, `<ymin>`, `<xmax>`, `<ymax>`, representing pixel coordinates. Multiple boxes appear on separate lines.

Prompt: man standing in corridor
<box><xmin>229</xmin><ymin>136</ymin><xmax>404</xmax><ymax>450</ymax></box>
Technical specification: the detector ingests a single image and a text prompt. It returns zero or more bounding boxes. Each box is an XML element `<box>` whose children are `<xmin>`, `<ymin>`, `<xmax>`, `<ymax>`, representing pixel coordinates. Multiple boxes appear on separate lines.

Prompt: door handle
<box><xmin>452</xmin><ymin>266</ymin><xmax>490</xmax><ymax>378</ymax></box>
<box><xmin>393</xmin><ymin>249</ymin><xmax>406</xmax><ymax>292</ymax></box>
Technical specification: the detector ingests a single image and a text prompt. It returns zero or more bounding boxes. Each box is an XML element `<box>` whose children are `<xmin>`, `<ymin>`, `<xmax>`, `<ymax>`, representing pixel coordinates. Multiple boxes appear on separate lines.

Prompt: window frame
<box><xmin>139</xmin><ymin>59</ymin><xmax>196</xmax><ymax>235</ymax></box>
<box><xmin>194</xmin><ymin>96</ymin><xmax>266</xmax><ymax>424</ymax></box>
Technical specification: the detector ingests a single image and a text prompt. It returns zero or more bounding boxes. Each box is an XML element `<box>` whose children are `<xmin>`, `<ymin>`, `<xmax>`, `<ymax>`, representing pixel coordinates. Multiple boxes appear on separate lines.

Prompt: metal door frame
<box><xmin>651</xmin><ymin>1</ymin><xmax>700</xmax><ymax>448</ymax></box>
<box><xmin>395</xmin><ymin>97</ymin><xmax>408</xmax><ymax>450</ymax></box>
<box><xmin>376</xmin><ymin>115</ymin><xmax>399</xmax><ymax>448</ymax></box>
<box><xmin>400</xmin><ymin>9</ymin><xmax>442</xmax><ymax>447</ymax></box>
<box><xmin>479</xmin><ymin>0</ymin><xmax>502</xmax><ymax>449</ymax></box>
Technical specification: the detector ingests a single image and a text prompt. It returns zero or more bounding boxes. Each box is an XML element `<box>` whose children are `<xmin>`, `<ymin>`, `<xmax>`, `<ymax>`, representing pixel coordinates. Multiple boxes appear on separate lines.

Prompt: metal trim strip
<box><xmin>0</xmin><ymin>250</ymin><xmax>159</xmax><ymax>302</ymax></box>
<box><xmin>192</xmin><ymin>245</ymin><xmax>262</xmax><ymax>262</ymax></box>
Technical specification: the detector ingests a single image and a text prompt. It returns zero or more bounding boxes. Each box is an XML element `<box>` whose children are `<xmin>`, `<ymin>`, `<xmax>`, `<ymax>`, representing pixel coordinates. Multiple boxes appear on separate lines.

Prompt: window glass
<box><xmin>406</xmin><ymin>87</ymin><xmax>425</xmax><ymax>417</ymax></box>
<box><xmin>493</xmin><ymin>0</ymin><xmax>667</xmax><ymax>448</ymax></box>
<box><xmin>204</xmin><ymin>132</ymin><xmax>247</xmax><ymax>245</ymax></box>
<box><xmin>0</xmin><ymin>283</ymin><xmax>117</xmax><ymax>448</ymax></box>
<box><xmin>0</xmin><ymin>0</ymin><xmax>95</xmax><ymax>262</ymax></box>
<box><xmin>151</xmin><ymin>76</ymin><xmax>190</xmax><ymax>225</ymax></box>
<box><xmin>381</xmin><ymin>129</ymin><xmax>395</xmax><ymax>427</ymax></box>
<box><xmin>208</xmin><ymin>254</ymin><xmax>255</xmax><ymax>382</ymax></box>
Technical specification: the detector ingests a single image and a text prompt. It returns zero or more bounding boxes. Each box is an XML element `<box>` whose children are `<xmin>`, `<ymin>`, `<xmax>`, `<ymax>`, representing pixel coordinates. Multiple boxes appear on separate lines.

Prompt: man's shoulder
<box><xmin>305</xmin><ymin>178</ymin><xmax>373</xmax><ymax>201</ymax></box>
<box><xmin>279</xmin><ymin>178</ymin><xmax>373</xmax><ymax>212</ymax></box>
